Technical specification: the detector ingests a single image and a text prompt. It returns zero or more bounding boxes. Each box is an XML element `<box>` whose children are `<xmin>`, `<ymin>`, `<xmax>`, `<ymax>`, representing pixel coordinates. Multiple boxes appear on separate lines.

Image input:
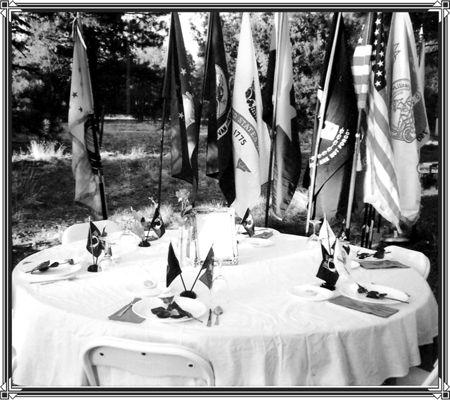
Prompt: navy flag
<box><xmin>163</xmin><ymin>12</ymin><xmax>199</xmax><ymax>185</ymax></box>
<box><xmin>203</xmin><ymin>12</ymin><xmax>235</xmax><ymax>205</ymax></box>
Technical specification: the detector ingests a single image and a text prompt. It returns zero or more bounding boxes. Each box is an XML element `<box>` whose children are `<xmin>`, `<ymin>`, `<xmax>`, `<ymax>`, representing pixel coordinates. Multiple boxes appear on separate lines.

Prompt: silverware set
<box><xmin>207</xmin><ymin>306</ymin><xmax>223</xmax><ymax>326</ymax></box>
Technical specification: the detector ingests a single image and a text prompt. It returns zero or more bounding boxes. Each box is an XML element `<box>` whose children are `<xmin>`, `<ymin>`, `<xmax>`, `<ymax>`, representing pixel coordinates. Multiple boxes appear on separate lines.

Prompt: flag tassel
<box><xmin>306</xmin><ymin>13</ymin><xmax>342</xmax><ymax>234</ymax></box>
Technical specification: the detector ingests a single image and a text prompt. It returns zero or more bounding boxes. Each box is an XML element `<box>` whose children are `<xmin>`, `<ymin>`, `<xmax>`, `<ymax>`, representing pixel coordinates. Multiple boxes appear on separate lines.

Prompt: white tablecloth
<box><xmin>12</xmin><ymin>230</ymin><xmax>438</xmax><ymax>386</ymax></box>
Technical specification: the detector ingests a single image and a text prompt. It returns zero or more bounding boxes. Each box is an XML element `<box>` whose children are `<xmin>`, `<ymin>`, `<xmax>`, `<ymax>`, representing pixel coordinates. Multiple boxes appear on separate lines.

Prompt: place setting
<box><xmin>108</xmin><ymin>242</ymin><xmax>223</xmax><ymax>326</ymax></box>
<box><xmin>290</xmin><ymin>218</ymin><xmax>411</xmax><ymax>318</ymax></box>
<box><xmin>236</xmin><ymin>209</ymin><xmax>276</xmax><ymax>248</ymax></box>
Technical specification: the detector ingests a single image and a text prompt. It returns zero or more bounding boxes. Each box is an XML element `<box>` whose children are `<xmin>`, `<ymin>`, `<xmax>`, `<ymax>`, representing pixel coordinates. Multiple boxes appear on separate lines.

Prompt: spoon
<box><xmin>213</xmin><ymin>306</ymin><xmax>223</xmax><ymax>326</ymax></box>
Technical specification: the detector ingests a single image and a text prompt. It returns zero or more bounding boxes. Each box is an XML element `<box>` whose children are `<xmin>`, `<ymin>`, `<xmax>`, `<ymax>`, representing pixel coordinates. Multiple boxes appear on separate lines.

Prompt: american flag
<box><xmin>363</xmin><ymin>12</ymin><xmax>401</xmax><ymax>230</ymax></box>
<box><xmin>351</xmin><ymin>19</ymin><xmax>372</xmax><ymax>110</ymax></box>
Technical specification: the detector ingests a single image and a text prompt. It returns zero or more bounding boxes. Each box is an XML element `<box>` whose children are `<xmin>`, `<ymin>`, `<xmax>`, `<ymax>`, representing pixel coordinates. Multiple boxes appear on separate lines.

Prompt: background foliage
<box><xmin>11</xmin><ymin>11</ymin><xmax>439</xmax><ymax>146</ymax></box>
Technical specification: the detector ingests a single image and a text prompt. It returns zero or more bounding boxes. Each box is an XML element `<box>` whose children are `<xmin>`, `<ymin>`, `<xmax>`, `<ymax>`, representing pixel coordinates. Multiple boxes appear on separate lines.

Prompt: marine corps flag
<box><xmin>203</xmin><ymin>12</ymin><xmax>235</xmax><ymax>205</ymax></box>
<box><xmin>231</xmin><ymin>13</ymin><xmax>271</xmax><ymax>218</ymax></box>
<box><xmin>68</xmin><ymin>18</ymin><xmax>104</xmax><ymax>216</ymax></box>
<box><xmin>163</xmin><ymin>12</ymin><xmax>199</xmax><ymax>185</ymax></box>
<box><xmin>386</xmin><ymin>12</ymin><xmax>429</xmax><ymax>224</ymax></box>
<box><xmin>309</xmin><ymin>13</ymin><xmax>358</xmax><ymax>219</ymax></box>
<box><xmin>265</xmin><ymin>13</ymin><xmax>302</xmax><ymax>218</ymax></box>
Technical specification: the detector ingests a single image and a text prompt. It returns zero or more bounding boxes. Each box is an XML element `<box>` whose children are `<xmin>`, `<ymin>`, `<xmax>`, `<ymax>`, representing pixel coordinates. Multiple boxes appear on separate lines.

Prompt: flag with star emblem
<box><xmin>231</xmin><ymin>13</ymin><xmax>271</xmax><ymax>218</ymax></box>
<box><xmin>68</xmin><ymin>18</ymin><xmax>103</xmax><ymax>216</ymax></box>
<box><xmin>264</xmin><ymin>13</ymin><xmax>302</xmax><ymax>218</ymax></box>
<box><xmin>309</xmin><ymin>13</ymin><xmax>358</xmax><ymax>220</ymax></box>
<box><xmin>203</xmin><ymin>12</ymin><xmax>235</xmax><ymax>205</ymax></box>
<box><xmin>363</xmin><ymin>12</ymin><xmax>401</xmax><ymax>230</ymax></box>
<box><xmin>163</xmin><ymin>12</ymin><xmax>199</xmax><ymax>185</ymax></box>
<box><xmin>385</xmin><ymin>12</ymin><xmax>429</xmax><ymax>224</ymax></box>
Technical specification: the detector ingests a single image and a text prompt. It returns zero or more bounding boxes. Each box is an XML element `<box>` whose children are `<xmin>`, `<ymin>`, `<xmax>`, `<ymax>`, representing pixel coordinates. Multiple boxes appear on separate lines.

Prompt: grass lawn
<box><xmin>11</xmin><ymin>120</ymin><xmax>440</xmax><ymax>300</ymax></box>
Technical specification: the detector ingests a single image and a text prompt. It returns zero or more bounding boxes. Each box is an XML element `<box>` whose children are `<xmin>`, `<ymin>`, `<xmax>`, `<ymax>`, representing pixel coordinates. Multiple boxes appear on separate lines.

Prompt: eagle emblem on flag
<box><xmin>245</xmin><ymin>81</ymin><xmax>257</xmax><ymax>121</ymax></box>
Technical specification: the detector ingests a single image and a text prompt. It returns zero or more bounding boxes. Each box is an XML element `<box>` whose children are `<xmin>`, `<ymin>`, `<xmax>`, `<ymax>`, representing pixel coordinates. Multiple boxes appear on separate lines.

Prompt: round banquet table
<box><xmin>12</xmin><ymin>229</ymin><xmax>438</xmax><ymax>387</ymax></box>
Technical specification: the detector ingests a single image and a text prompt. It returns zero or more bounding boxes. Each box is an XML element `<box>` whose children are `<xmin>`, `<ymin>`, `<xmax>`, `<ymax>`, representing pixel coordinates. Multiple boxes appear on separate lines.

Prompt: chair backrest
<box><xmin>422</xmin><ymin>361</ymin><xmax>438</xmax><ymax>386</ymax></box>
<box><xmin>62</xmin><ymin>220</ymin><xmax>121</xmax><ymax>245</ymax></box>
<box><xmin>384</xmin><ymin>245</ymin><xmax>431</xmax><ymax>279</ymax></box>
<box><xmin>349</xmin><ymin>244</ymin><xmax>431</xmax><ymax>279</ymax></box>
<box><xmin>81</xmin><ymin>337</ymin><xmax>215</xmax><ymax>386</ymax></box>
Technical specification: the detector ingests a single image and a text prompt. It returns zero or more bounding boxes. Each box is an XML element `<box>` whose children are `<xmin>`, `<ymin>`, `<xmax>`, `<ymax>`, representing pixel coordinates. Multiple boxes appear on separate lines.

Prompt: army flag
<box><xmin>266</xmin><ymin>13</ymin><xmax>302</xmax><ymax>218</ymax></box>
<box><xmin>385</xmin><ymin>12</ymin><xmax>429</xmax><ymax>224</ymax></box>
<box><xmin>309</xmin><ymin>13</ymin><xmax>358</xmax><ymax>220</ymax></box>
<box><xmin>203</xmin><ymin>12</ymin><xmax>235</xmax><ymax>205</ymax></box>
<box><xmin>231</xmin><ymin>13</ymin><xmax>271</xmax><ymax>218</ymax></box>
<box><xmin>68</xmin><ymin>18</ymin><xmax>104</xmax><ymax>216</ymax></box>
<box><xmin>163</xmin><ymin>12</ymin><xmax>199</xmax><ymax>185</ymax></box>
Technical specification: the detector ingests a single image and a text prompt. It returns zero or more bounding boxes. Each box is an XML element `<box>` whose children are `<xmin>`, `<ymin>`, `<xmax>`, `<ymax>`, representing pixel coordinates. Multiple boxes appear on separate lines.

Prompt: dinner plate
<box><xmin>237</xmin><ymin>226</ymin><xmax>279</xmax><ymax>236</ymax></box>
<box><xmin>289</xmin><ymin>284</ymin><xmax>335</xmax><ymax>301</ymax></box>
<box><xmin>132</xmin><ymin>296</ymin><xmax>207</xmax><ymax>323</ymax></box>
<box><xmin>21</xmin><ymin>263</ymin><xmax>82</xmax><ymax>282</ymax></box>
<box><xmin>246</xmin><ymin>238</ymin><xmax>274</xmax><ymax>247</ymax></box>
<box><xmin>339</xmin><ymin>281</ymin><xmax>409</xmax><ymax>304</ymax></box>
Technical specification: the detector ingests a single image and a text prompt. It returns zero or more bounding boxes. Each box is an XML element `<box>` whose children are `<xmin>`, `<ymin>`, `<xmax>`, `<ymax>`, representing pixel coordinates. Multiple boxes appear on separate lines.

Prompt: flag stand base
<box><xmin>138</xmin><ymin>239</ymin><xmax>151</xmax><ymax>247</ymax></box>
<box><xmin>179</xmin><ymin>290</ymin><xmax>197</xmax><ymax>299</ymax></box>
<box><xmin>87</xmin><ymin>264</ymin><xmax>101</xmax><ymax>272</ymax></box>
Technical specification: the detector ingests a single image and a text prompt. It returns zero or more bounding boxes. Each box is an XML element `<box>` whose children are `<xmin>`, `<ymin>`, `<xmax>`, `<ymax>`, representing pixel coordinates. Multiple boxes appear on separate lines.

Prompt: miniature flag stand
<box><xmin>86</xmin><ymin>218</ymin><xmax>107</xmax><ymax>272</ymax></box>
<box><xmin>166</xmin><ymin>243</ymin><xmax>215</xmax><ymax>299</ymax></box>
<box><xmin>138</xmin><ymin>204</ymin><xmax>166</xmax><ymax>247</ymax></box>
<box><xmin>241</xmin><ymin>208</ymin><xmax>255</xmax><ymax>237</ymax></box>
<box><xmin>315</xmin><ymin>217</ymin><xmax>339</xmax><ymax>290</ymax></box>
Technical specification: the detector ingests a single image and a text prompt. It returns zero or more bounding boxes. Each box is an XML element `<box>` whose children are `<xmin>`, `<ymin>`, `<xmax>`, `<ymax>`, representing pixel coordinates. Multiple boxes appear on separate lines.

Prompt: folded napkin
<box><xmin>328</xmin><ymin>295</ymin><xmax>399</xmax><ymax>318</ymax></box>
<box><xmin>253</xmin><ymin>231</ymin><xmax>273</xmax><ymax>239</ymax></box>
<box><xmin>108</xmin><ymin>298</ymin><xmax>145</xmax><ymax>323</ymax></box>
<box><xmin>359</xmin><ymin>260</ymin><xmax>410</xmax><ymax>270</ymax></box>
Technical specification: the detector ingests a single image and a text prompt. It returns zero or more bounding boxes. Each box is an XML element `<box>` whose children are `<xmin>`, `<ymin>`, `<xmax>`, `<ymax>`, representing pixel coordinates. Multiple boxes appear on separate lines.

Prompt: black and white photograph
<box><xmin>1</xmin><ymin>0</ymin><xmax>447</xmax><ymax>396</ymax></box>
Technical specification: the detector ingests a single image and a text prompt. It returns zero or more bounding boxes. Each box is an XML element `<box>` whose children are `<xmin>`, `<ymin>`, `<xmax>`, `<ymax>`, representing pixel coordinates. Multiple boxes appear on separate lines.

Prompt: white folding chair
<box><xmin>384</xmin><ymin>245</ymin><xmax>431</xmax><ymax>279</ymax></box>
<box><xmin>396</xmin><ymin>361</ymin><xmax>438</xmax><ymax>386</ymax></box>
<box><xmin>61</xmin><ymin>220</ymin><xmax>121</xmax><ymax>245</ymax></box>
<box><xmin>81</xmin><ymin>337</ymin><xmax>215</xmax><ymax>386</ymax></box>
<box><xmin>349</xmin><ymin>244</ymin><xmax>431</xmax><ymax>279</ymax></box>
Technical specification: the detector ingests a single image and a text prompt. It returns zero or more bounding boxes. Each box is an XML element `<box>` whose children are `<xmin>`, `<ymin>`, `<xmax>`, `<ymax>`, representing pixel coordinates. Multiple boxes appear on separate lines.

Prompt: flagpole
<box><xmin>157</xmin><ymin>98</ymin><xmax>167</xmax><ymax>207</ymax></box>
<box><xmin>344</xmin><ymin>13</ymin><xmax>374</xmax><ymax>240</ymax></box>
<box><xmin>264</xmin><ymin>12</ymin><xmax>283</xmax><ymax>228</ymax></box>
<box><xmin>92</xmin><ymin>117</ymin><xmax>108</xmax><ymax>220</ymax></box>
<box><xmin>305</xmin><ymin>12</ymin><xmax>342</xmax><ymax>234</ymax></box>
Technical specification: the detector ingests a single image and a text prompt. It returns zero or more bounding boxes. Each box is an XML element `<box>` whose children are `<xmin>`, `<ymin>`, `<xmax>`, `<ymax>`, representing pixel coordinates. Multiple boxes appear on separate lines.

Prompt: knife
<box><xmin>207</xmin><ymin>309</ymin><xmax>212</xmax><ymax>327</ymax></box>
